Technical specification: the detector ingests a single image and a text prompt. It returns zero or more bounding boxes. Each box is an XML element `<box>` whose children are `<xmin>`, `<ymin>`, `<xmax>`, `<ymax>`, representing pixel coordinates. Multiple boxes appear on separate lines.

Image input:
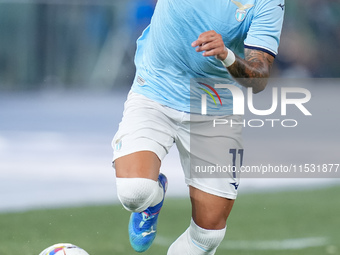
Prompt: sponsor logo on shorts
<box><xmin>230</xmin><ymin>182</ymin><xmax>239</xmax><ymax>190</ymax></box>
<box><xmin>114</xmin><ymin>138</ymin><xmax>122</xmax><ymax>151</ymax></box>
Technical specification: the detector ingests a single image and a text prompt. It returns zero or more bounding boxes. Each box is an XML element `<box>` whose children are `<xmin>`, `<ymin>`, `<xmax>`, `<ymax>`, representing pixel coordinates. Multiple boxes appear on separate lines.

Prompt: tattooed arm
<box><xmin>192</xmin><ymin>30</ymin><xmax>274</xmax><ymax>93</ymax></box>
<box><xmin>227</xmin><ymin>48</ymin><xmax>274</xmax><ymax>93</ymax></box>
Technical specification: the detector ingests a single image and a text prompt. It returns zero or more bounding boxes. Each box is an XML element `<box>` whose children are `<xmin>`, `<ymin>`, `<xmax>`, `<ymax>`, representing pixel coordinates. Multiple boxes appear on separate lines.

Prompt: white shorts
<box><xmin>112</xmin><ymin>91</ymin><xmax>243</xmax><ymax>199</ymax></box>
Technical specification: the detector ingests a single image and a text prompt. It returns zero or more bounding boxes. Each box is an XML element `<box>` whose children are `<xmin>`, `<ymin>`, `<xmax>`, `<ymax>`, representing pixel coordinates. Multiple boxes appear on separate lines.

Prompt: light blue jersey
<box><xmin>131</xmin><ymin>0</ymin><xmax>285</xmax><ymax>115</ymax></box>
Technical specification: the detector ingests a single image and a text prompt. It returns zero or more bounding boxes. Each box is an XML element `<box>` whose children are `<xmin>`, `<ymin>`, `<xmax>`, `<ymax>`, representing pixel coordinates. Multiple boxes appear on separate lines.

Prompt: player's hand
<box><xmin>191</xmin><ymin>30</ymin><xmax>228</xmax><ymax>61</ymax></box>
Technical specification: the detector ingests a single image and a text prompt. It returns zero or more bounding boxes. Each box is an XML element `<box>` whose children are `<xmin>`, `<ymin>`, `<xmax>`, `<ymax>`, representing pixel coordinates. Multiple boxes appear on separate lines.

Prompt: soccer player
<box><xmin>112</xmin><ymin>0</ymin><xmax>284</xmax><ymax>254</ymax></box>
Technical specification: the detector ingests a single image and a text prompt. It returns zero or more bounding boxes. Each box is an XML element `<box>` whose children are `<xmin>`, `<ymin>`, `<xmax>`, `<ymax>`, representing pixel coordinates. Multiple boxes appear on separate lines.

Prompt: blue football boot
<box><xmin>128</xmin><ymin>173</ymin><xmax>168</xmax><ymax>253</ymax></box>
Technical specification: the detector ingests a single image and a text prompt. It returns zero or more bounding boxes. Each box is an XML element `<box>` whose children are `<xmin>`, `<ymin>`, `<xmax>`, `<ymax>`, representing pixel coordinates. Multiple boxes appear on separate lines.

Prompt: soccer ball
<box><xmin>38</xmin><ymin>243</ymin><xmax>90</xmax><ymax>255</ymax></box>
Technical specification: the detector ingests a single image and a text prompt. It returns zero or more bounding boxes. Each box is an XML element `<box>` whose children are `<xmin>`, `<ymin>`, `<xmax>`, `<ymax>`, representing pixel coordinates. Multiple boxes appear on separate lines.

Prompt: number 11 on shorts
<box><xmin>229</xmin><ymin>149</ymin><xmax>244</xmax><ymax>178</ymax></box>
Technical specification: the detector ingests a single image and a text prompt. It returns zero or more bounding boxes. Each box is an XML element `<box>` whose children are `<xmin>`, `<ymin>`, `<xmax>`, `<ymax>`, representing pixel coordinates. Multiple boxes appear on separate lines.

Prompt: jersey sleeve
<box><xmin>244</xmin><ymin>0</ymin><xmax>285</xmax><ymax>57</ymax></box>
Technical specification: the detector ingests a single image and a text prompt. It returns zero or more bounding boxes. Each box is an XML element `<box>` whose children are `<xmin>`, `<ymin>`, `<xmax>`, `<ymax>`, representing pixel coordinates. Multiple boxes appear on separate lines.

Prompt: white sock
<box><xmin>167</xmin><ymin>219</ymin><xmax>226</xmax><ymax>255</ymax></box>
<box><xmin>116</xmin><ymin>177</ymin><xmax>164</xmax><ymax>212</ymax></box>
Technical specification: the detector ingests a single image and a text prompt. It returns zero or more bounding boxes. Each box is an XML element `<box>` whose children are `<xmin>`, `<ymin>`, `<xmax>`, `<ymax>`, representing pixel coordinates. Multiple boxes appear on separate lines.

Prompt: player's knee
<box><xmin>198</xmin><ymin>215</ymin><xmax>226</xmax><ymax>230</ymax></box>
<box><xmin>116</xmin><ymin>177</ymin><xmax>159</xmax><ymax>212</ymax></box>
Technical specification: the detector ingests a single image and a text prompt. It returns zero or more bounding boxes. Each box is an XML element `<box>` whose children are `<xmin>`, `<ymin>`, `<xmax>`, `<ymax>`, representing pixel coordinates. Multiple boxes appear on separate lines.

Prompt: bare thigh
<box><xmin>115</xmin><ymin>151</ymin><xmax>161</xmax><ymax>181</ymax></box>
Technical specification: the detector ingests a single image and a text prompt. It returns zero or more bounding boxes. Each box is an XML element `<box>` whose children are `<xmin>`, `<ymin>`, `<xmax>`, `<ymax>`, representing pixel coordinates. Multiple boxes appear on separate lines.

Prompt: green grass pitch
<box><xmin>0</xmin><ymin>185</ymin><xmax>339</xmax><ymax>255</ymax></box>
